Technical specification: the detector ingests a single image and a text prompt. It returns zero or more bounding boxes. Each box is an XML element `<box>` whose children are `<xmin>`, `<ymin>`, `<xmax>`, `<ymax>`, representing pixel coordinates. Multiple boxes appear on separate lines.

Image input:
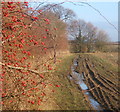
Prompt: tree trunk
<box><xmin>53</xmin><ymin>45</ymin><xmax>57</xmax><ymax>63</ymax></box>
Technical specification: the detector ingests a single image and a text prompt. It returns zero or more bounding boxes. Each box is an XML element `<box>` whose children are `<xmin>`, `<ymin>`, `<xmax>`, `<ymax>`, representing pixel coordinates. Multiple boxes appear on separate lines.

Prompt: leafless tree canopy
<box><xmin>40</xmin><ymin>3</ymin><xmax>76</xmax><ymax>22</ymax></box>
<box><xmin>68</xmin><ymin>19</ymin><xmax>110</xmax><ymax>52</ymax></box>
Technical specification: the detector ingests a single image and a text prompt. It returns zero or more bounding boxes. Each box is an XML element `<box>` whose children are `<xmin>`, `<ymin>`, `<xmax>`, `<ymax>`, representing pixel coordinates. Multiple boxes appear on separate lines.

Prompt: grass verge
<box><xmin>51</xmin><ymin>54</ymin><xmax>91</xmax><ymax>110</ymax></box>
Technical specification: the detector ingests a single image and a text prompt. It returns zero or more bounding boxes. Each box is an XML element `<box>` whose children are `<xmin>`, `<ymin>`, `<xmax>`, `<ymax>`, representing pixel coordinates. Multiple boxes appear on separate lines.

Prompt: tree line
<box><xmin>68</xmin><ymin>19</ymin><xmax>110</xmax><ymax>53</ymax></box>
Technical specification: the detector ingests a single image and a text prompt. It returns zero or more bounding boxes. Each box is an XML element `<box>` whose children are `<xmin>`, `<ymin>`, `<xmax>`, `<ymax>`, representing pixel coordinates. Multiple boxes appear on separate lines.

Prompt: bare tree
<box><xmin>95</xmin><ymin>30</ymin><xmax>109</xmax><ymax>51</ymax></box>
<box><xmin>68</xmin><ymin>19</ymin><xmax>86</xmax><ymax>39</ymax></box>
<box><xmin>68</xmin><ymin>19</ymin><xmax>98</xmax><ymax>52</ymax></box>
<box><xmin>85</xmin><ymin>22</ymin><xmax>98</xmax><ymax>52</ymax></box>
<box><xmin>40</xmin><ymin>4</ymin><xmax>76</xmax><ymax>22</ymax></box>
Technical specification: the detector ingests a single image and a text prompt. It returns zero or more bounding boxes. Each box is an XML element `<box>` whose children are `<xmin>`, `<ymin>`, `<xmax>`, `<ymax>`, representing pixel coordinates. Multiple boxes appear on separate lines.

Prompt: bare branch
<box><xmin>0</xmin><ymin>62</ymin><xmax>50</xmax><ymax>74</ymax></box>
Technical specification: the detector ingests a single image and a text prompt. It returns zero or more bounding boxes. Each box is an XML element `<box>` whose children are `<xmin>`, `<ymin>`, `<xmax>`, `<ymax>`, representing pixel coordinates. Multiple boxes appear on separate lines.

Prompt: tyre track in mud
<box><xmin>87</xmin><ymin>55</ymin><xmax>118</xmax><ymax>86</ymax></box>
<box><xmin>80</xmin><ymin>59</ymin><xmax>110</xmax><ymax>108</ymax></box>
<box><xmin>77</xmin><ymin>54</ymin><xmax>119</xmax><ymax>111</ymax></box>
<box><xmin>86</xmin><ymin>62</ymin><xmax>118</xmax><ymax>96</ymax></box>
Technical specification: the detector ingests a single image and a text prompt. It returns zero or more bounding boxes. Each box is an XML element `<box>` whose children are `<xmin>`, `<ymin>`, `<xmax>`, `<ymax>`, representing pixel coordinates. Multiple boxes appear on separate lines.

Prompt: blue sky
<box><xmin>61</xmin><ymin>2</ymin><xmax>118</xmax><ymax>42</ymax></box>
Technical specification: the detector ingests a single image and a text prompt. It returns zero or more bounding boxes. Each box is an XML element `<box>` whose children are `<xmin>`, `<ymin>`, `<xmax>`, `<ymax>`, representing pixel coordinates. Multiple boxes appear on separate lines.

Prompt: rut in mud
<box><xmin>75</xmin><ymin>54</ymin><xmax>119</xmax><ymax>111</ymax></box>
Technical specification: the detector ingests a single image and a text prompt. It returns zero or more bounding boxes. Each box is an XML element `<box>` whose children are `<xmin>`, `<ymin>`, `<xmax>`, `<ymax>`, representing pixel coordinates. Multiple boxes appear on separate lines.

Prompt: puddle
<box><xmin>69</xmin><ymin>58</ymin><xmax>103</xmax><ymax>111</ymax></box>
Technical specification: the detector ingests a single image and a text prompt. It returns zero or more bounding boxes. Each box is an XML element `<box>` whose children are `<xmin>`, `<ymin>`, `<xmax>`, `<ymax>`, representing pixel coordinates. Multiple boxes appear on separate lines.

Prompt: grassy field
<box><xmin>91</xmin><ymin>52</ymin><xmax>118</xmax><ymax>68</ymax></box>
<box><xmin>76</xmin><ymin>53</ymin><xmax>119</xmax><ymax>111</ymax></box>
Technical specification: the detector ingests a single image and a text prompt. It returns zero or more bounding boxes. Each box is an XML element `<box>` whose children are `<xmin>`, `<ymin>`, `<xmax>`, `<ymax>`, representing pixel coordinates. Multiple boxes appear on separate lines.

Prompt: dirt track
<box><xmin>76</xmin><ymin>53</ymin><xmax>119</xmax><ymax>111</ymax></box>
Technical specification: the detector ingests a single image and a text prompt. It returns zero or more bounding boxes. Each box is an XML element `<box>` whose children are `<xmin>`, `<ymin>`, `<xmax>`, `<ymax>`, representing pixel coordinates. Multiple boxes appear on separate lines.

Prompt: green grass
<box><xmin>52</xmin><ymin>54</ymin><xmax>91</xmax><ymax>110</ymax></box>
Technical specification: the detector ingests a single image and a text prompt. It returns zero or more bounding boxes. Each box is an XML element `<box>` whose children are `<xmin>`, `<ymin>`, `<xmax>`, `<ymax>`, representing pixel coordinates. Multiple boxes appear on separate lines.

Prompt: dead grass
<box><xmin>91</xmin><ymin>52</ymin><xmax>118</xmax><ymax>67</ymax></box>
